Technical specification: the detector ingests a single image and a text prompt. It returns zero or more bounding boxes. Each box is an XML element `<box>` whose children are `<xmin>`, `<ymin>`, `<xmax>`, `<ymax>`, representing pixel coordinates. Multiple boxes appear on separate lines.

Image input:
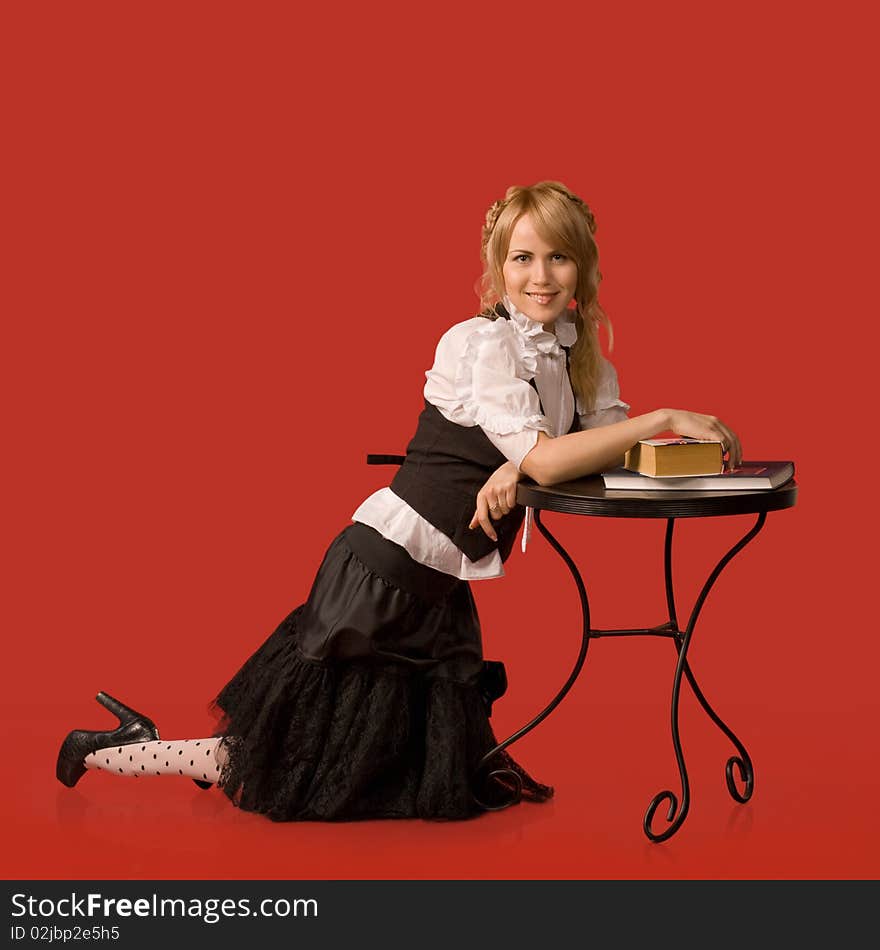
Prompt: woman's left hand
<box><xmin>469</xmin><ymin>461</ymin><xmax>523</xmax><ymax>541</ymax></box>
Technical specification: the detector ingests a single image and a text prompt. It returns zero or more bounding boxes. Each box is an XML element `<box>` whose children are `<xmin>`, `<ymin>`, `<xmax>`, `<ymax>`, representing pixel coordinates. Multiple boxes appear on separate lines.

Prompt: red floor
<box><xmin>8</xmin><ymin>649</ymin><xmax>877</xmax><ymax>881</ymax></box>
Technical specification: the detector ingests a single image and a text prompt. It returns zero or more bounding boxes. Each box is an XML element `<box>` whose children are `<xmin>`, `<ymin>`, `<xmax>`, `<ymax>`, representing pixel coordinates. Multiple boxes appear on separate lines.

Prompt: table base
<box><xmin>471</xmin><ymin>510</ymin><xmax>767</xmax><ymax>842</ymax></box>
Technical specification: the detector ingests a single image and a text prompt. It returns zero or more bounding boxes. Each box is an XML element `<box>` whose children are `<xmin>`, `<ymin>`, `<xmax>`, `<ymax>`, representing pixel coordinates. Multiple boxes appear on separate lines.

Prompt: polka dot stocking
<box><xmin>84</xmin><ymin>738</ymin><xmax>227</xmax><ymax>783</ymax></box>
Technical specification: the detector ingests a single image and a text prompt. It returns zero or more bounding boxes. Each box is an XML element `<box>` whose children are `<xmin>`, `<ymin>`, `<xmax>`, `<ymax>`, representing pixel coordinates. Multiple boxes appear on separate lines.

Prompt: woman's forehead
<box><xmin>508</xmin><ymin>213</ymin><xmax>565</xmax><ymax>250</ymax></box>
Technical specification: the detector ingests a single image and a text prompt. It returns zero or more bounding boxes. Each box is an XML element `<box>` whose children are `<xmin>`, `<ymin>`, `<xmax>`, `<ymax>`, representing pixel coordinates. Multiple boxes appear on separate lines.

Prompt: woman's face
<box><xmin>501</xmin><ymin>213</ymin><xmax>578</xmax><ymax>330</ymax></box>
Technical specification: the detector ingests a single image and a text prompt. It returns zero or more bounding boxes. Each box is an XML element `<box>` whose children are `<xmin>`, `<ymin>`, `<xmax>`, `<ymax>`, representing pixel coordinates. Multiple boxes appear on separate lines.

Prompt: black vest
<box><xmin>372</xmin><ymin>305</ymin><xmax>580</xmax><ymax>563</ymax></box>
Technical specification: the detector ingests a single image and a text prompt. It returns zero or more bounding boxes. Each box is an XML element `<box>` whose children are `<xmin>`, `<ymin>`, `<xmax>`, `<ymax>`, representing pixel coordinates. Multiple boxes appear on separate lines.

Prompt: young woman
<box><xmin>56</xmin><ymin>181</ymin><xmax>741</xmax><ymax>821</ymax></box>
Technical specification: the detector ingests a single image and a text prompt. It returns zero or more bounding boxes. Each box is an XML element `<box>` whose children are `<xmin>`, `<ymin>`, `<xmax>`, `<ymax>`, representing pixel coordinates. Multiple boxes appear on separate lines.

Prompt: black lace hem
<box><xmin>207</xmin><ymin>606</ymin><xmax>553</xmax><ymax>821</ymax></box>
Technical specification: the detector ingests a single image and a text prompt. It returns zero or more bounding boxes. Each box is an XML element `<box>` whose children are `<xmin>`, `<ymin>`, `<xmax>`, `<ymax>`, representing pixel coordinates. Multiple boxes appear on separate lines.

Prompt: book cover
<box><xmin>602</xmin><ymin>461</ymin><xmax>795</xmax><ymax>491</ymax></box>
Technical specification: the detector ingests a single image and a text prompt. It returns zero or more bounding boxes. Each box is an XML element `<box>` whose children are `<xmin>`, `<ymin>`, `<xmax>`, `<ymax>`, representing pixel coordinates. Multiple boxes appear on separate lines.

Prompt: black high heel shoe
<box><xmin>56</xmin><ymin>691</ymin><xmax>161</xmax><ymax>788</ymax></box>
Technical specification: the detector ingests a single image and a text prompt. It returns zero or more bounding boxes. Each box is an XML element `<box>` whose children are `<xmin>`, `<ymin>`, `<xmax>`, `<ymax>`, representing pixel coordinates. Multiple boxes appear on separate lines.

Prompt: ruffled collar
<box><xmin>502</xmin><ymin>296</ymin><xmax>578</xmax><ymax>353</ymax></box>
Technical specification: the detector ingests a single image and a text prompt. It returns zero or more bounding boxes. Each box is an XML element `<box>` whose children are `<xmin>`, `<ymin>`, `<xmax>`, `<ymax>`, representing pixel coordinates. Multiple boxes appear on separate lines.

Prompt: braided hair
<box><xmin>478</xmin><ymin>181</ymin><xmax>613</xmax><ymax>412</ymax></box>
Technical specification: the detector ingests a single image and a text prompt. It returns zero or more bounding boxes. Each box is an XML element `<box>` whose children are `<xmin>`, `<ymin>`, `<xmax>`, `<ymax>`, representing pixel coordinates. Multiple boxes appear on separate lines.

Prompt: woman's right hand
<box><xmin>664</xmin><ymin>409</ymin><xmax>743</xmax><ymax>469</ymax></box>
<box><xmin>468</xmin><ymin>460</ymin><xmax>522</xmax><ymax>541</ymax></box>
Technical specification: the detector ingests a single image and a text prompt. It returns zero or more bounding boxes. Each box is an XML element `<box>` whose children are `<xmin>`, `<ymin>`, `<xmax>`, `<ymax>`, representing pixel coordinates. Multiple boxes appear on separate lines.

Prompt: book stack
<box><xmin>602</xmin><ymin>439</ymin><xmax>795</xmax><ymax>491</ymax></box>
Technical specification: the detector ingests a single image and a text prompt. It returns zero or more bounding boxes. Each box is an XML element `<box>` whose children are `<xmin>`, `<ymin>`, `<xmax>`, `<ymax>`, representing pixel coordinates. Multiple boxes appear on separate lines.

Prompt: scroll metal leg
<box><xmin>644</xmin><ymin>512</ymin><xmax>767</xmax><ymax>842</ymax></box>
<box><xmin>471</xmin><ymin>509</ymin><xmax>592</xmax><ymax>811</ymax></box>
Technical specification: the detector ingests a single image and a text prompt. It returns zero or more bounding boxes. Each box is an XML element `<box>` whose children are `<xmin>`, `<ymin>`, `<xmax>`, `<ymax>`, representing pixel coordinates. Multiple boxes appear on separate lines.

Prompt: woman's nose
<box><xmin>530</xmin><ymin>260</ymin><xmax>550</xmax><ymax>284</ymax></box>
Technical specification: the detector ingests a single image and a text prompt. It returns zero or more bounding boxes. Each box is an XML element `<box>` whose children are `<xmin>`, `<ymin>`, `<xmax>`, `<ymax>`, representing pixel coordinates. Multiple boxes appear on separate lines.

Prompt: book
<box><xmin>601</xmin><ymin>461</ymin><xmax>795</xmax><ymax>491</ymax></box>
<box><xmin>624</xmin><ymin>438</ymin><xmax>723</xmax><ymax>477</ymax></box>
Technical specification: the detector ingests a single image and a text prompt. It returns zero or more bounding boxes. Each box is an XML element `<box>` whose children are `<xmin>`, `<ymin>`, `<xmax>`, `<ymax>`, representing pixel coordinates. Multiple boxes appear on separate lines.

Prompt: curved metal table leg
<box><xmin>471</xmin><ymin>508</ymin><xmax>592</xmax><ymax>810</ymax></box>
<box><xmin>644</xmin><ymin>512</ymin><xmax>767</xmax><ymax>842</ymax></box>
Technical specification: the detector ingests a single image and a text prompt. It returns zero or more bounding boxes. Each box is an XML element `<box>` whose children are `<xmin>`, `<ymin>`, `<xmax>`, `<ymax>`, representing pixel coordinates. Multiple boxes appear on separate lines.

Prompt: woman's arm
<box><xmin>520</xmin><ymin>408</ymin><xmax>742</xmax><ymax>486</ymax></box>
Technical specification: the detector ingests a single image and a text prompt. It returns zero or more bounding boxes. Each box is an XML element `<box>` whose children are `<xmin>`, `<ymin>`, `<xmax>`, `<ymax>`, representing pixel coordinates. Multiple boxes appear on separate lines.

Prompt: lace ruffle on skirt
<box><xmin>208</xmin><ymin>523</ymin><xmax>553</xmax><ymax>821</ymax></box>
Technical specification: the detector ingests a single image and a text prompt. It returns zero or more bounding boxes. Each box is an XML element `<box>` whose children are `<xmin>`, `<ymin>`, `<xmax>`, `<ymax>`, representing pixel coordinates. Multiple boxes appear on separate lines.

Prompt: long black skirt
<box><xmin>208</xmin><ymin>522</ymin><xmax>553</xmax><ymax>821</ymax></box>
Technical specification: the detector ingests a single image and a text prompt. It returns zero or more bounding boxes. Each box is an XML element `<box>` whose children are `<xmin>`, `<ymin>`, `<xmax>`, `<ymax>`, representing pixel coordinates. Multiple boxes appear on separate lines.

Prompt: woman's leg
<box><xmin>83</xmin><ymin>737</ymin><xmax>229</xmax><ymax>783</ymax></box>
<box><xmin>56</xmin><ymin>692</ymin><xmax>237</xmax><ymax>788</ymax></box>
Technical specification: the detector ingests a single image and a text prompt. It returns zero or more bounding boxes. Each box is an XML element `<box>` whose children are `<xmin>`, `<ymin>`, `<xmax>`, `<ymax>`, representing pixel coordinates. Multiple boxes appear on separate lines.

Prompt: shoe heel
<box><xmin>95</xmin><ymin>691</ymin><xmax>160</xmax><ymax>744</ymax></box>
<box><xmin>95</xmin><ymin>691</ymin><xmax>150</xmax><ymax>727</ymax></box>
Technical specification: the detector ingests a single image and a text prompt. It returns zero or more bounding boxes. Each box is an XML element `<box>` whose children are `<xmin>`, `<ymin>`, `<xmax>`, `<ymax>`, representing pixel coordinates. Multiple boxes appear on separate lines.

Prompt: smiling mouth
<box><xmin>526</xmin><ymin>292</ymin><xmax>559</xmax><ymax>304</ymax></box>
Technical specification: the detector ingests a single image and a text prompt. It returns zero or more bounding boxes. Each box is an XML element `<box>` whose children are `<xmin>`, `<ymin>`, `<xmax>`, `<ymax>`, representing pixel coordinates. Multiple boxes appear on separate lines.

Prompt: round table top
<box><xmin>517</xmin><ymin>474</ymin><xmax>798</xmax><ymax>519</ymax></box>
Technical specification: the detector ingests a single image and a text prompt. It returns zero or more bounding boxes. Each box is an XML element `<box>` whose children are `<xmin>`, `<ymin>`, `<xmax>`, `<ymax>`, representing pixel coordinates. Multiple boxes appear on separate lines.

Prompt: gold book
<box><xmin>624</xmin><ymin>439</ymin><xmax>724</xmax><ymax>477</ymax></box>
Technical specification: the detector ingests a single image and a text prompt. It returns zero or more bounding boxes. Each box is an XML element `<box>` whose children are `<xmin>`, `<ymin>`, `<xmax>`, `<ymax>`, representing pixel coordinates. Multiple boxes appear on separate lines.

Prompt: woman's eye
<box><xmin>511</xmin><ymin>253</ymin><xmax>566</xmax><ymax>263</ymax></box>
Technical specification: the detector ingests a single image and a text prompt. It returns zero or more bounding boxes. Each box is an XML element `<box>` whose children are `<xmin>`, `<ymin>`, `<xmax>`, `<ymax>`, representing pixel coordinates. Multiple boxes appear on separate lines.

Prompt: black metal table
<box><xmin>472</xmin><ymin>470</ymin><xmax>798</xmax><ymax>842</ymax></box>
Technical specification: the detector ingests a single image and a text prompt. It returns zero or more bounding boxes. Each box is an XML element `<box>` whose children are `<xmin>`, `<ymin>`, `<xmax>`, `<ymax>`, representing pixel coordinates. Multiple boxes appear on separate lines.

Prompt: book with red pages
<box><xmin>601</xmin><ymin>461</ymin><xmax>795</xmax><ymax>491</ymax></box>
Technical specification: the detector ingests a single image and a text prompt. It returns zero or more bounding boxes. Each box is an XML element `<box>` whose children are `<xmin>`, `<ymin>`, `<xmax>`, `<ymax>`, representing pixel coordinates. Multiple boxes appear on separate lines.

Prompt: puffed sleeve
<box><xmin>455</xmin><ymin>319</ymin><xmax>553</xmax><ymax>435</ymax></box>
<box><xmin>423</xmin><ymin>318</ymin><xmax>553</xmax><ymax>469</ymax></box>
<box><xmin>577</xmin><ymin>357</ymin><xmax>630</xmax><ymax>430</ymax></box>
<box><xmin>425</xmin><ymin>318</ymin><xmax>552</xmax><ymax>432</ymax></box>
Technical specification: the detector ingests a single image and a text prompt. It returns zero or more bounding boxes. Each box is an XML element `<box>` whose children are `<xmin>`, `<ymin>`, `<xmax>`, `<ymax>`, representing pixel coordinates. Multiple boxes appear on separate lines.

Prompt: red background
<box><xmin>3</xmin><ymin>1</ymin><xmax>877</xmax><ymax>879</ymax></box>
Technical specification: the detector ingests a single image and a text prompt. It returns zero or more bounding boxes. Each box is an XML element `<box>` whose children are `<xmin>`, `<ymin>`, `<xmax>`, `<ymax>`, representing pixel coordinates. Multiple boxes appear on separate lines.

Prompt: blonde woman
<box><xmin>56</xmin><ymin>181</ymin><xmax>741</xmax><ymax>821</ymax></box>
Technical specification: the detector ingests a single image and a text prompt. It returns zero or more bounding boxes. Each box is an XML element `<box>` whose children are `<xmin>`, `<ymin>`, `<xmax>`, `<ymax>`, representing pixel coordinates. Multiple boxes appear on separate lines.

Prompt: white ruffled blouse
<box><xmin>352</xmin><ymin>298</ymin><xmax>630</xmax><ymax>580</ymax></box>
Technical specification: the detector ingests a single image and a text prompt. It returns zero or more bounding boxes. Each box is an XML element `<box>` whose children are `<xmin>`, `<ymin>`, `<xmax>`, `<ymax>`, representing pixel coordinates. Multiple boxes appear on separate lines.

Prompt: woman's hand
<box><xmin>469</xmin><ymin>460</ymin><xmax>523</xmax><ymax>541</ymax></box>
<box><xmin>665</xmin><ymin>408</ymin><xmax>743</xmax><ymax>469</ymax></box>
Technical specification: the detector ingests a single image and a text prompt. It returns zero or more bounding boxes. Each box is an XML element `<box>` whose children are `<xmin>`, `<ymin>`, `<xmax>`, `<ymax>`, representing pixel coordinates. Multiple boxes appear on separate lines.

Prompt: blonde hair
<box><xmin>478</xmin><ymin>180</ymin><xmax>613</xmax><ymax>412</ymax></box>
